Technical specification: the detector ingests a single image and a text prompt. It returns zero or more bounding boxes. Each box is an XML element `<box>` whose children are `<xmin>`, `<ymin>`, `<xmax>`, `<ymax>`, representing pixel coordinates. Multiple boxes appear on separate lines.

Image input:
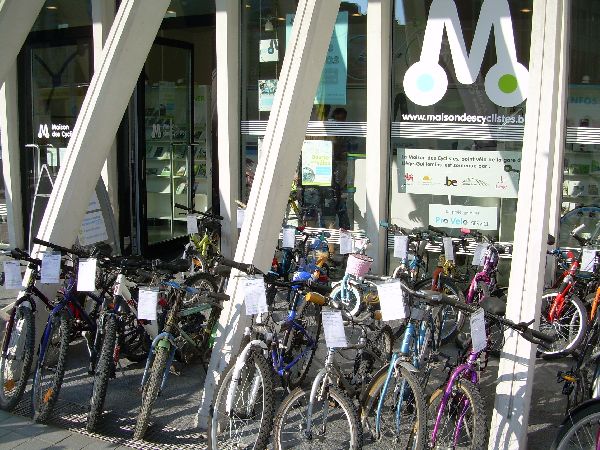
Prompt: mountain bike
<box><xmin>208</xmin><ymin>259</ymin><xmax>330</xmax><ymax>450</ymax></box>
<box><xmin>133</xmin><ymin>271</ymin><xmax>228</xmax><ymax>440</ymax></box>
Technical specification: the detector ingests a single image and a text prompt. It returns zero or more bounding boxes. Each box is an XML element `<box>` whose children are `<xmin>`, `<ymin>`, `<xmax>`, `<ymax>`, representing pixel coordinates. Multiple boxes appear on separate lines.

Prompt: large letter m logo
<box><xmin>404</xmin><ymin>0</ymin><xmax>528</xmax><ymax>107</ymax></box>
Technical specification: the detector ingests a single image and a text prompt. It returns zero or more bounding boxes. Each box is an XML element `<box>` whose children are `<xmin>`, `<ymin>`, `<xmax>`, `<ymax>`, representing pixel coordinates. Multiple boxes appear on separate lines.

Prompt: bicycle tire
<box><xmin>538</xmin><ymin>290</ymin><xmax>588</xmax><ymax>359</ymax></box>
<box><xmin>329</xmin><ymin>282</ymin><xmax>362</xmax><ymax>317</ymax></box>
<box><xmin>185</xmin><ymin>271</ymin><xmax>218</xmax><ymax>292</ymax></box>
<box><xmin>360</xmin><ymin>363</ymin><xmax>427</xmax><ymax>449</ymax></box>
<box><xmin>273</xmin><ymin>385</ymin><xmax>363</xmax><ymax>450</ymax></box>
<box><xmin>552</xmin><ymin>399</ymin><xmax>600</xmax><ymax>449</ymax></box>
<box><xmin>414</xmin><ymin>277</ymin><xmax>466</xmax><ymax>345</ymax></box>
<box><xmin>120</xmin><ymin>312</ymin><xmax>150</xmax><ymax>363</ymax></box>
<box><xmin>32</xmin><ymin>311</ymin><xmax>71</xmax><ymax>423</ymax></box>
<box><xmin>86</xmin><ymin>314</ymin><xmax>117</xmax><ymax>431</ymax></box>
<box><xmin>427</xmin><ymin>379</ymin><xmax>486</xmax><ymax>450</ymax></box>
<box><xmin>133</xmin><ymin>345</ymin><xmax>170</xmax><ymax>440</ymax></box>
<box><xmin>282</xmin><ymin>297</ymin><xmax>323</xmax><ymax>389</ymax></box>
<box><xmin>208</xmin><ymin>349</ymin><xmax>274</xmax><ymax>450</ymax></box>
<box><xmin>0</xmin><ymin>304</ymin><xmax>35</xmax><ymax>410</ymax></box>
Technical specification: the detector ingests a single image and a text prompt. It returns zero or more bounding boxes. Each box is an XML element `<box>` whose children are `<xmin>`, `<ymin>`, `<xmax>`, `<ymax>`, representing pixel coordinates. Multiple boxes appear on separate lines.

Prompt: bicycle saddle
<box><xmin>480</xmin><ymin>296</ymin><xmax>506</xmax><ymax>316</ymax></box>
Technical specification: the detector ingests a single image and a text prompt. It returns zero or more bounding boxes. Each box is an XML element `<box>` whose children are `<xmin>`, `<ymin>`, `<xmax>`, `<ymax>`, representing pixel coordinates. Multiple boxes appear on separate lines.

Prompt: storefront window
<box><xmin>32</xmin><ymin>0</ymin><xmax>92</xmax><ymax>32</ymax></box>
<box><xmin>241</xmin><ymin>1</ymin><xmax>368</xmax><ymax>230</ymax></box>
<box><xmin>558</xmin><ymin>1</ymin><xmax>600</xmax><ymax>248</ymax></box>
<box><xmin>388</xmin><ymin>0</ymin><xmax>533</xmax><ymax>276</ymax></box>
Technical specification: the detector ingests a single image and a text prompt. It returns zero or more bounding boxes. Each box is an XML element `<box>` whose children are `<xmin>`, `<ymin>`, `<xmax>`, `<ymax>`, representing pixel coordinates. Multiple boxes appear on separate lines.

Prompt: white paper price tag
<box><xmin>3</xmin><ymin>261</ymin><xmax>22</xmax><ymax>290</ymax></box>
<box><xmin>377</xmin><ymin>280</ymin><xmax>408</xmax><ymax>321</ymax></box>
<box><xmin>393</xmin><ymin>235</ymin><xmax>409</xmax><ymax>259</ymax></box>
<box><xmin>237</xmin><ymin>209</ymin><xmax>245</xmax><ymax>229</ymax></box>
<box><xmin>354</xmin><ymin>238</ymin><xmax>367</xmax><ymax>252</ymax></box>
<box><xmin>244</xmin><ymin>277</ymin><xmax>268</xmax><ymax>316</ymax></box>
<box><xmin>581</xmin><ymin>248</ymin><xmax>597</xmax><ymax>272</ymax></box>
<box><xmin>41</xmin><ymin>253</ymin><xmax>61</xmax><ymax>284</ymax></box>
<box><xmin>339</xmin><ymin>230</ymin><xmax>353</xmax><ymax>255</ymax></box>
<box><xmin>77</xmin><ymin>258</ymin><xmax>97</xmax><ymax>292</ymax></box>
<box><xmin>138</xmin><ymin>287</ymin><xmax>159</xmax><ymax>321</ymax></box>
<box><xmin>186</xmin><ymin>215</ymin><xmax>199</xmax><ymax>234</ymax></box>
<box><xmin>322</xmin><ymin>309</ymin><xmax>348</xmax><ymax>348</ymax></box>
<box><xmin>443</xmin><ymin>237</ymin><xmax>454</xmax><ymax>261</ymax></box>
<box><xmin>470</xmin><ymin>308</ymin><xmax>487</xmax><ymax>353</ymax></box>
<box><xmin>472</xmin><ymin>244</ymin><xmax>487</xmax><ymax>266</ymax></box>
<box><xmin>282</xmin><ymin>227</ymin><xmax>296</xmax><ymax>249</ymax></box>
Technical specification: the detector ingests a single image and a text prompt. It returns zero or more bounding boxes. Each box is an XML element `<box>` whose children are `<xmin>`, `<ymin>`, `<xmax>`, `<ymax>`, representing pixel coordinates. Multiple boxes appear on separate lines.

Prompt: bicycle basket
<box><xmin>345</xmin><ymin>254</ymin><xmax>373</xmax><ymax>277</ymax></box>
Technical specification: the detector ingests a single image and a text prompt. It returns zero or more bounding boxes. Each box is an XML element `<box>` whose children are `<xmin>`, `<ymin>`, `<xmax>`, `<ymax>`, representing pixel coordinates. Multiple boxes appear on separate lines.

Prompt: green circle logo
<box><xmin>498</xmin><ymin>74</ymin><xmax>518</xmax><ymax>94</ymax></box>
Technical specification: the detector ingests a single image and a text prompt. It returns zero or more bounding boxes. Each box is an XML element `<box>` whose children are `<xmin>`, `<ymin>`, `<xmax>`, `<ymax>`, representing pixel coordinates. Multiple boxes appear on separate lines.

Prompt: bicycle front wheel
<box><xmin>208</xmin><ymin>349</ymin><xmax>274</xmax><ymax>450</ymax></box>
<box><xmin>32</xmin><ymin>311</ymin><xmax>71</xmax><ymax>423</ymax></box>
<box><xmin>134</xmin><ymin>345</ymin><xmax>170</xmax><ymax>440</ymax></box>
<box><xmin>0</xmin><ymin>304</ymin><xmax>35</xmax><ymax>410</ymax></box>
<box><xmin>427</xmin><ymin>380</ymin><xmax>486</xmax><ymax>450</ymax></box>
<box><xmin>273</xmin><ymin>385</ymin><xmax>363</xmax><ymax>450</ymax></box>
<box><xmin>87</xmin><ymin>314</ymin><xmax>117</xmax><ymax>431</ymax></box>
<box><xmin>538</xmin><ymin>290</ymin><xmax>588</xmax><ymax>359</ymax></box>
<box><xmin>552</xmin><ymin>399</ymin><xmax>600</xmax><ymax>449</ymax></box>
<box><xmin>361</xmin><ymin>363</ymin><xmax>427</xmax><ymax>449</ymax></box>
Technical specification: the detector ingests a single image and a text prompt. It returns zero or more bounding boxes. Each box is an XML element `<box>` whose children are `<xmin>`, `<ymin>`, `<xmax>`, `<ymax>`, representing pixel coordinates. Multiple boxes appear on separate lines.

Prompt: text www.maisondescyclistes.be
<box><xmin>401</xmin><ymin>112</ymin><xmax>525</xmax><ymax>125</ymax></box>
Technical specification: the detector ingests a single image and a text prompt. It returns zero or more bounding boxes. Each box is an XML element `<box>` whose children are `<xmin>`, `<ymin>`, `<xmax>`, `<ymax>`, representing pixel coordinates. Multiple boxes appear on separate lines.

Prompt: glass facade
<box><xmin>241</xmin><ymin>1</ymin><xmax>368</xmax><ymax>230</ymax></box>
<box><xmin>387</xmin><ymin>0</ymin><xmax>533</xmax><ymax>276</ymax></box>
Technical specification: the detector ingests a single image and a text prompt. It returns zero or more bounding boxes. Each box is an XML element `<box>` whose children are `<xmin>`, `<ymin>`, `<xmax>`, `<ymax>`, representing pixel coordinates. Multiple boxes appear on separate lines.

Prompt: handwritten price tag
<box><xmin>3</xmin><ymin>261</ymin><xmax>22</xmax><ymax>290</ymax></box>
<box><xmin>244</xmin><ymin>277</ymin><xmax>268</xmax><ymax>316</ymax></box>
<box><xmin>339</xmin><ymin>230</ymin><xmax>353</xmax><ymax>255</ymax></box>
<box><xmin>472</xmin><ymin>244</ymin><xmax>487</xmax><ymax>266</ymax></box>
<box><xmin>77</xmin><ymin>258</ymin><xmax>97</xmax><ymax>292</ymax></box>
<box><xmin>41</xmin><ymin>253</ymin><xmax>61</xmax><ymax>284</ymax></box>
<box><xmin>470</xmin><ymin>308</ymin><xmax>487</xmax><ymax>353</ymax></box>
<box><xmin>322</xmin><ymin>309</ymin><xmax>348</xmax><ymax>348</ymax></box>
<box><xmin>581</xmin><ymin>248</ymin><xmax>597</xmax><ymax>272</ymax></box>
<box><xmin>443</xmin><ymin>237</ymin><xmax>455</xmax><ymax>261</ymax></box>
<box><xmin>282</xmin><ymin>227</ymin><xmax>296</xmax><ymax>249</ymax></box>
<box><xmin>186</xmin><ymin>215</ymin><xmax>199</xmax><ymax>234</ymax></box>
<box><xmin>394</xmin><ymin>235</ymin><xmax>408</xmax><ymax>259</ymax></box>
<box><xmin>377</xmin><ymin>280</ymin><xmax>408</xmax><ymax>321</ymax></box>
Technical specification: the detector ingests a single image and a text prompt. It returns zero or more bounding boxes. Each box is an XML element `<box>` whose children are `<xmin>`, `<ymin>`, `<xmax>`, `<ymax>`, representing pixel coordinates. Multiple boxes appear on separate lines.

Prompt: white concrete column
<box><xmin>365</xmin><ymin>0</ymin><xmax>391</xmax><ymax>273</ymax></box>
<box><xmin>92</xmin><ymin>0</ymin><xmax>119</xmax><ymax>233</ymax></box>
<box><xmin>0</xmin><ymin>64</ymin><xmax>25</xmax><ymax>248</ymax></box>
<box><xmin>488</xmin><ymin>1</ymin><xmax>569</xmax><ymax>448</ymax></box>
<box><xmin>0</xmin><ymin>0</ymin><xmax>45</xmax><ymax>86</ymax></box>
<box><xmin>197</xmin><ymin>0</ymin><xmax>342</xmax><ymax>427</ymax></box>
<box><xmin>215</xmin><ymin>0</ymin><xmax>240</xmax><ymax>258</ymax></box>
<box><xmin>28</xmin><ymin>0</ymin><xmax>169</xmax><ymax>256</ymax></box>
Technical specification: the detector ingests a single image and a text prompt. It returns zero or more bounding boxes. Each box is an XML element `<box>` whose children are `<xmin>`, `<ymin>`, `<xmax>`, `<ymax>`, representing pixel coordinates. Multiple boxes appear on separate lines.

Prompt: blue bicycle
<box><xmin>208</xmin><ymin>259</ymin><xmax>330</xmax><ymax>450</ymax></box>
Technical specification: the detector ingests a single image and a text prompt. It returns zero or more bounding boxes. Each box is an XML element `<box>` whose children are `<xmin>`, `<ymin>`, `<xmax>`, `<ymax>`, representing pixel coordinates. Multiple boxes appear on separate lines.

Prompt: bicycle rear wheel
<box><xmin>427</xmin><ymin>380</ymin><xmax>486</xmax><ymax>449</ymax></box>
<box><xmin>538</xmin><ymin>290</ymin><xmax>587</xmax><ymax>359</ymax></box>
<box><xmin>0</xmin><ymin>304</ymin><xmax>35</xmax><ymax>410</ymax></box>
<box><xmin>208</xmin><ymin>349</ymin><xmax>274</xmax><ymax>450</ymax></box>
<box><xmin>32</xmin><ymin>311</ymin><xmax>71</xmax><ymax>423</ymax></box>
<box><xmin>361</xmin><ymin>363</ymin><xmax>427</xmax><ymax>449</ymax></box>
<box><xmin>273</xmin><ymin>385</ymin><xmax>363</xmax><ymax>450</ymax></box>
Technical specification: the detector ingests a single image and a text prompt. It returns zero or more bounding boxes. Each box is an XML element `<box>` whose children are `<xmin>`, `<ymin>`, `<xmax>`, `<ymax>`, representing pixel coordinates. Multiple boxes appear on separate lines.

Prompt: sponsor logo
<box><xmin>445</xmin><ymin>176</ymin><xmax>457</xmax><ymax>186</ymax></box>
<box><xmin>403</xmin><ymin>0</ymin><xmax>529</xmax><ymax>107</ymax></box>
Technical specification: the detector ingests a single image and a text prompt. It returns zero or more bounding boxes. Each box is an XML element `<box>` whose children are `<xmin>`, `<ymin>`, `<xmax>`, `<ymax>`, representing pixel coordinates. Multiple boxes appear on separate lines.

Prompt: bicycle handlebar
<box><xmin>427</xmin><ymin>225</ymin><xmax>448</xmax><ymax>237</ymax></box>
<box><xmin>32</xmin><ymin>237</ymin><xmax>88</xmax><ymax>258</ymax></box>
<box><xmin>174</xmin><ymin>202</ymin><xmax>224</xmax><ymax>221</ymax></box>
<box><xmin>10</xmin><ymin>248</ymin><xmax>41</xmax><ymax>266</ymax></box>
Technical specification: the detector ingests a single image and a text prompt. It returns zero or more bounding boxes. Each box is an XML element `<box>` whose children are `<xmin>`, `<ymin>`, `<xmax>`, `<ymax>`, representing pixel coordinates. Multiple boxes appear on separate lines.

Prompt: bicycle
<box><xmin>175</xmin><ymin>202</ymin><xmax>223</xmax><ymax>273</ymax></box>
<box><xmin>133</xmin><ymin>271</ymin><xmax>229</xmax><ymax>439</ymax></box>
<box><xmin>539</xmin><ymin>224</ymin><xmax>597</xmax><ymax>358</ymax></box>
<box><xmin>29</xmin><ymin>237</ymin><xmax>113</xmax><ymax>422</ymax></box>
<box><xmin>208</xmin><ymin>259</ymin><xmax>330</xmax><ymax>450</ymax></box>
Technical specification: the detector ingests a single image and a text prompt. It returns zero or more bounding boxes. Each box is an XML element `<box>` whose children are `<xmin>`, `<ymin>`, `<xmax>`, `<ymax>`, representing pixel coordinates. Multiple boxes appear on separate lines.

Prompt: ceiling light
<box><xmin>165</xmin><ymin>10</ymin><xmax>177</xmax><ymax>18</ymax></box>
<box><xmin>245</xmin><ymin>4</ymin><xmax>251</xmax><ymax>7</ymax></box>
<box><xmin>46</xmin><ymin>5</ymin><xmax>58</xmax><ymax>10</ymax></box>
<box><xmin>264</xmin><ymin>19</ymin><xmax>274</xmax><ymax>32</ymax></box>
<box><xmin>520</xmin><ymin>8</ymin><xmax>532</xmax><ymax>13</ymax></box>
<box><xmin>277</xmin><ymin>17</ymin><xmax>286</xmax><ymax>21</ymax></box>
<box><xmin>352</xmin><ymin>13</ymin><xmax>361</xmax><ymax>17</ymax></box>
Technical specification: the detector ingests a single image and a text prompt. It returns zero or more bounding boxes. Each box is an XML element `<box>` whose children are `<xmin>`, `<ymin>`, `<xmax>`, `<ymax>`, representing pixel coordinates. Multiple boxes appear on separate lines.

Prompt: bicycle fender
<box><xmin>395</xmin><ymin>360</ymin><xmax>419</xmax><ymax>373</ymax></box>
<box><xmin>225</xmin><ymin>339</ymin><xmax>268</xmax><ymax>414</ymax></box>
<box><xmin>557</xmin><ymin>398</ymin><xmax>600</xmax><ymax>429</ymax></box>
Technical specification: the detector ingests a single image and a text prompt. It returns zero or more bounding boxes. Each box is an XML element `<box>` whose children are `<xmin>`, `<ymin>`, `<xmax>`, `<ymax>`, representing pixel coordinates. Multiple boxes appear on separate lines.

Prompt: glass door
<box><xmin>140</xmin><ymin>38</ymin><xmax>193</xmax><ymax>248</ymax></box>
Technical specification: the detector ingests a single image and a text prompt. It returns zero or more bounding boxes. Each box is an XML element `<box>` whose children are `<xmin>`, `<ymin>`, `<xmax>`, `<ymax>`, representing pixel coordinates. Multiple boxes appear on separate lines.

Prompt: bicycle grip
<box><xmin>219</xmin><ymin>257</ymin><xmax>256</xmax><ymax>274</ymax></box>
<box><xmin>10</xmin><ymin>249</ymin><xmax>40</xmax><ymax>266</ymax></box>
<box><xmin>520</xmin><ymin>326</ymin><xmax>555</xmax><ymax>344</ymax></box>
<box><xmin>32</xmin><ymin>237</ymin><xmax>86</xmax><ymax>257</ymax></box>
<box><xmin>427</xmin><ymin>225</ymin><xmax>447</xmax><ymax>236</ymax></box>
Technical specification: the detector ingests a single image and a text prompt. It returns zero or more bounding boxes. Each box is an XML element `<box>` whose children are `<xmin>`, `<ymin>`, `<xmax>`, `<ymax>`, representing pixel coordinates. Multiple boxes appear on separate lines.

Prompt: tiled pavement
<box><xmin>0</xmin><ymin>410</ymin><xmax>125</xmax><ymax>449</ymax></box>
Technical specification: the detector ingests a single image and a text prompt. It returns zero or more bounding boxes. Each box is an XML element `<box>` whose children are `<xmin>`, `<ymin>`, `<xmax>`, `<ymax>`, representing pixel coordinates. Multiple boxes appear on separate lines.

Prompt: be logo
<box><xmin>403</xmin><ymin>0</ymin><xmax>529</xmax><ymax>107</ymax></box>
<box><xmin>151</xmin><ymin>123</ymin><xmax>162</xmax><ymax>139</ymax></box>
<box><xmin>37</xmin><ymin>124</ymin><xmax>50</xmax><ymax>139</ymax></box>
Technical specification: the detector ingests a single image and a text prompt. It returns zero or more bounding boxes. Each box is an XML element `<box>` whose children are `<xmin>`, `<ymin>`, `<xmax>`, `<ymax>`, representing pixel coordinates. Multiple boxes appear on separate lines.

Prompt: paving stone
<box><xmin>11</xmin><ymin>422</ymin><xmax>49</xmax><ymax>438</ymax></box>
<box><xmin>13</xmin><ymin>437</ymin><xmax>72</xmax><ymax>450</ymax></box>
<box><xmin>35</xmin><ymin>427</ymin><xmax>73</xmax><ymax>445</ymax></box>
<box><xmin>52</xmin><ymin>432</ymin><xmax>107</xmax><ymax>450</ymax></box>
<box><xmin>0</xmin><ymin>431</ymin><xmax>33</xmax><ymax>450</ymax></box>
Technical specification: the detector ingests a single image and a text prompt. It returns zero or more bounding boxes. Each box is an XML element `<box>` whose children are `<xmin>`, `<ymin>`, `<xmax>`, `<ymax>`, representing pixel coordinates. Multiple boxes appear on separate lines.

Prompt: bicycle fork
<box><xmin>140</xmin><ymin>332</ymin><xmax>177</xmax><ymax>394</ymax></box>
<box><xmin>306</xmin><ymin>348</ymin><xmax>336</xmax><ymax>438</ymax></box>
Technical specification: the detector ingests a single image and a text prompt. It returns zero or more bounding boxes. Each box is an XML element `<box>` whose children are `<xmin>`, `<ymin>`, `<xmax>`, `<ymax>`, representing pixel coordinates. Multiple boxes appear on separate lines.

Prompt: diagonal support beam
<box><xmin>29</xmin><ymin>0</ymin><xmax>169</xmax><ymax>255</ymax></box>
<box><xmin>197</xmin><ymin>0</ymin><xmax>342</xmax><ymax>427</ymax></box>
<box><xmin>0</xmin><ymin>0</ymin><xmax>46</xmax><ymax>86</ymax></box>
<box><xmin>488</xmin><ymin>1</ymin><xmax>569</xmax><ymax>448</ymax></box>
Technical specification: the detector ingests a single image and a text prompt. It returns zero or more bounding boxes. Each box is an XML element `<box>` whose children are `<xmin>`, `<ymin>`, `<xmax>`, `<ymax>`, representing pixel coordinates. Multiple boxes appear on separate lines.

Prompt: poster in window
<box><xmin>258</xmin><ymin>79</ymin><xmax>278</xmax><ymax>111</ymax></box>
<box><xmin>286</xmin><ymin>12</ymin><xmax>348</xmax><ymax>105</ymax></box>
<box><xmin>259</xmin><ymin>39</ymin><xmax>279</xmax><ymax>62</ymax></box>
<box><xmin>301</xmin><ymin>140</ymin><xmax>333</xmax><ymax>186</ymax></box>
